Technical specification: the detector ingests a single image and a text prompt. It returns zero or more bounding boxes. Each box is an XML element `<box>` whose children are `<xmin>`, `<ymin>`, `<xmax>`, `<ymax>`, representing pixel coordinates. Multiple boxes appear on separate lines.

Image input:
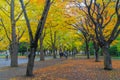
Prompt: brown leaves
<box><xmin>16</xmin><ymin>59</ymin><xmax>120</xmax><ymax>80</ymax></box>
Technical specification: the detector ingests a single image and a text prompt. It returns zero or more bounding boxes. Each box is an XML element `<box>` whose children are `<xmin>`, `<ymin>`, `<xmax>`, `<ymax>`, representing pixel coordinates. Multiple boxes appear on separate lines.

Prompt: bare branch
<box><xmin>51</xmin><ymin>0</ymin><xmax>55</xmax><ymax>4</ymax></box>
<box><xmin>5</xmin><ymin>0</ymin><xmax>10</xmax><ymax>6</ymax></box>
<box><xmin>84</xmin><ymin>0</ymin><xmax>97</xmax><ymax>25</ymax></box>
<box><xmin>18</xmin><ymin>30</ymin><xmax>25</xmax><ymax>41</ymax></box>
<box><xmin>0</xmin><ymin>18</ymin><xmax>11</xmax><ymax>42</ymax></box>
<box><xmin>108</xmin><ymin>0</ymin><xmax>120</xmax><ymax>44</ymax></box>
<box><xmin>34</xmin><ymin>0</ymin><xmax>51</xmax><ymax>43</ymax></box>
<box><xmin>15</xmin><ymin>0</ymin><xmax>30</xmax><ymax>22</ymax></box>
<box><xmin>19</xmin><ymin>0</ymin><xmax>34</xmax><ymax>43</ymax></box>
<box><xmin>103</xmin><ymin>12</ymin><xmax>115</xmax><ymax>28</ymax></box>
<box><xmin>108</xmin><ymin>16</ymin><xmax>120</xmax><ymax>44</ymax></box>
<box><xmin>101</xmin><ymin>0</ymin><xmax>111</xmax><ymax>15</ymax></box>
<box><xmin>0</xmin><ymin>37</ymin><xmax>3</xmax><ymax>41</ymax></box>
<box><xmin>15</xmin><ymin>11</ymin><xmax>23</xmax><ymax>22</ymax></box>
<box><xmin>0</xmin><ymin>8</ymin><xmax>10</xmax><ymax>18</ymax></box>
<box><xmin>116</xmin><ymin>0</ymin><xmax>119</xmax><ymax>15</ymax></box>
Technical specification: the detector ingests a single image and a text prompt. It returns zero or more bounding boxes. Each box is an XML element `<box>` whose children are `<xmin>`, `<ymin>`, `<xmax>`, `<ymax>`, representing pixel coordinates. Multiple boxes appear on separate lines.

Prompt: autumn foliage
<box><xmin>14</xmin><ymin>59</ymin><xmax>120</xmax><ymax>80</ymax></box>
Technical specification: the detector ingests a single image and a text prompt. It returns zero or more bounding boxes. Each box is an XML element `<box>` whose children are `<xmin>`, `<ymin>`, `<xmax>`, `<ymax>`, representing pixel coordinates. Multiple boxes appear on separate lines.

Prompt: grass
<box><xmin>0</xmin><ymin>55</ymin><xmax>5</xmax><ymax>58</ymax></box>
<box><xmin>112</xmin><ymin>56</ymin><xmax>120</xmax><ymax>60</ymax></box>
<box><xmin>0</xmin><ymin>55</ymin><xmax>27</xmax><ymax>59</ymax></box>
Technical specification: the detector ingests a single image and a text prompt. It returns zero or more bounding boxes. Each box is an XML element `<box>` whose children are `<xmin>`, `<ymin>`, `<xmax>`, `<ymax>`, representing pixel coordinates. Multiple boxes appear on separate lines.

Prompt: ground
<box><xmin>8</xmin><ymin>58</ymin><xmax>120</xmax><ymax>80</ymax></box>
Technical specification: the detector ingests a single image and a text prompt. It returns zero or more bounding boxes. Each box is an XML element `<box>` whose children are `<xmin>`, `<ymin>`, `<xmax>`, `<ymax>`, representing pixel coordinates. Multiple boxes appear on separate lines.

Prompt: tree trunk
<box><xmin>26</xmin><ymin>47</ymin><xmax>36</xmax><ymax>76</ymax></box>
<box><xmin>102</xmin><ymin>45</ymin><xmax>112</xmax><ymax>70</ymax></box>
<box><xmin>93</xmin><ymin>41</ymin><xmax>99</xmax><ymax>62</ymax></box>
<box><xmin>10</xmin><ymin>0</ymin><xmax>18</xmax><ymax>67</ymax></box>
<box><xmin>86</xmin><ymin>51</ymin><xmax>90</xmax><ymax>59</ymax></box>
<box><xmin>85</xmin><ymin>41</ymin><xmax>90</xmax><ymax>59</ymax></box>
<box><xmin>10</xmin><ymin>25</ymin><xmax>18</xmax><ymax>67</ymax></box>
<box><xmin>19</xmin><ymin>0</ymin><xmax>51</xmax><ymax>76</ymax></box>
<box><xmin>53</xmin><ymin>47</ymin><xmax>56</xmax><ymax>59</ymax></box>
<box><xmin>40</xmin><ymin>39</ymin><xmax>45</xmax><ymax>61</ymax></box>
<box><xmin>94</xmin><ymin>48</ymin><xmax>99</xmax><ymax>62</ymax></box>
<box><xmin>10</xmin><ymin>43</ymin><xmax>18</xmax><ymax>67</ymax></box>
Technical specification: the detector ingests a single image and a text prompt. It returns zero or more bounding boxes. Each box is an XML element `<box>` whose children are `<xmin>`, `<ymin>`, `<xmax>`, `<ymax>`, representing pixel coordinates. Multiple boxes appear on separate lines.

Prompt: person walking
<box><xmin>5</xmin><ymin>52</ymin><xmax>9</xmax><ymax>60</ymax></box>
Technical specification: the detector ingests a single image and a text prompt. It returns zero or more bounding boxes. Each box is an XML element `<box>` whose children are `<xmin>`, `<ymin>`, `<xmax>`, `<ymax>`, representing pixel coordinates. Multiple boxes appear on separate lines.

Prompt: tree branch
<box><xmin>34</xmin><ymin>0</ymin><xmax>51</xmax><ymax>44</ymax></box>
<box><xmin>101</xmin><ymin>0</ymin><xmax>111</xmax><ymax>15</ymax></box>
<box><xmin>0</xmin><ymin>8</ymin><xmax>10</xmax><ymax>18</ymax></box>
<box><xmin>19</xmin><ymin>0</ymin><xmax>34</xmax><ymax>43</ymax></box>
<box><xmin>103</xmin><ymin>12</ymin><xmax>115</xmax><ymax>28</ymax></box>
<box><xmin>108</xmin><ymin>0</ymin><xmax>120</xmax><ymax>44</ymax></box>
<box><xmin>15</xmin><ymin>0</ymin><xmax>30</xmax><ymax>22</ymax></box>
<box><xmin>5</xmin><ymin>0</ymin><xmax>11</xmax><ymax>6</ymax></box>
<box><xmin>18</xmin><ymin>30</ymin><xmax>25</xmax><ymax>41</ymax></box>
<box><xmin>0</xmin><ymin>18</ymin><xmax>11</xmax><ymax>42</ymax></box>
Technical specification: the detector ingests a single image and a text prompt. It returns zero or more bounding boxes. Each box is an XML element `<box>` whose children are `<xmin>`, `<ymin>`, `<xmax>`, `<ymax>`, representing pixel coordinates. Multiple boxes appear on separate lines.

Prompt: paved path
<box><xmin>0</xmin><ymin>56</ymin><xmax>53</xmax><ymax>68</ymax></box>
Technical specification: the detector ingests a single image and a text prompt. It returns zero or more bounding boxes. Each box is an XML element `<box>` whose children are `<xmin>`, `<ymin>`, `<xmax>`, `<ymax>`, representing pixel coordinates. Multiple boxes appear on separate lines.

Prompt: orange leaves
<box><xmin>34</xmin><ymin>59</ymin><xmax>120</xmax><ymax>80</ymax></box>
<box><xmin>36</xmin><ymin>0</ymin><xmax>45</xmax><ymax>4</ymax></box>
<box><xmin>15</xmin><ymin>59</ymin><xmax>120</xmax><ymax>80</ymax></box>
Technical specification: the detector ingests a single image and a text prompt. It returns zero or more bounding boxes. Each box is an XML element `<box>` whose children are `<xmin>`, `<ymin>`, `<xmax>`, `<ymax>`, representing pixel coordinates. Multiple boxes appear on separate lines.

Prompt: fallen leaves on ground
<box><xmin>14</xmin><ymin>59</ymin><xmax>120</xmax><ymax>80</ymax></box>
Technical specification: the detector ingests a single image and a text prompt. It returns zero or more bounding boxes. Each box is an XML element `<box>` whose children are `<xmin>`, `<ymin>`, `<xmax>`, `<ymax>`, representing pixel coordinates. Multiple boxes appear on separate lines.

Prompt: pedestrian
<box><xmin>63</xmin><ymin>51</ymin><xmax>68</xmax><ymax>59</ymax></box>
<box><xmin>5</xmin><ymin>52</ymin><xmax>8</xmax><ymax>60</ymax></box>
<box><xmin>59</xmin><ymin>48</ymin><xmax>63</xmax><ymax>58</ymax></box>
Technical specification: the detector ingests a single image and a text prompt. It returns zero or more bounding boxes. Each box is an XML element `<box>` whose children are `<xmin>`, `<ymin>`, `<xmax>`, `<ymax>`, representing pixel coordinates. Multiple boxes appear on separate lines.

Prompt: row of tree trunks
<box><xmin>84</xmin><ymin>0</ymin><xmax>120</xmax><ymax>70</ymax></box>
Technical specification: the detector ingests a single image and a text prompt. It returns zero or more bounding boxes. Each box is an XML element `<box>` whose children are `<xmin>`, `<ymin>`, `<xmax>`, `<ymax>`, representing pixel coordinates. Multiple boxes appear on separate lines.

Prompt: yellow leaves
<box><xmin>20</xmin><ymin>37</ymin><xmax>27</xmax><ymax>42</ymax></box>
<box><xmin>0</xmin><ymin>40</ymin><xmax>9</xmax><ymax>50</ymax></box>
<box><xmin>0</xmin><ymin>0</ymin><xmax>119</xmax><ymax>50</ymax></box>
<box><xmin>111</xmin><ymin>40</ymin><xmax>119</xmax><ymax>46</ymax></box>
<box><xmin>75</xmin><ymin>41</ymin><xmax>82</xmax><ymax>46</ymax></box>
<box><xmin>30</xmin><ymin>0</ymin><xmax>45</xmax><ymax>4</ymax></box>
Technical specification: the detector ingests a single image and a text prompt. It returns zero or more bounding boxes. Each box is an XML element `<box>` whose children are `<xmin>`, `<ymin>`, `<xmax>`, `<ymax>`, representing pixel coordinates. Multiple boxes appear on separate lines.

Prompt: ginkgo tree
<box><xmin>19</xmin><ymin>0</ymin><xmax>52</xmax><ymax>76</ymax></box>
<box><xmin>63</xmin><ymin>1</ymin><xmax>92</xmax><ymax>59</ymax></box>
<box><xmin>82</xmin><ymin>0</ymin><xmax>120</xmax><ymax>70</ymax></box>
<box><xmin>0</xmin><ymin>0</ymin><xmax>27</xmax><ymax>67</ymax></box>
<box><xmin>66</xmin><ymin>0</ymin><xmax>120</xmax><ymax>66</ymax></box>
<box><xmin>41</xmin><ymin>0</ymin><xmax>78</xmax><ymax>58</ymax></box>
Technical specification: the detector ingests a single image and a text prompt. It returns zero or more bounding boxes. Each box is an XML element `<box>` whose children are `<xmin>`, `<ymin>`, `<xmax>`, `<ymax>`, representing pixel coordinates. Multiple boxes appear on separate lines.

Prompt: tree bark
<box><xmin>49</xmin><ymin>29</ymin><xmax>57</xmax><ymax>59</ymax></box>
<box><xmin>39</xmin><ymin>30</ymin><xmax>46</xmax><ymax>61</ymax></box>
<box><xmin>102</xmin><ymin>45</ymin><xmax>112</xmax><ymax>70</ymax></box>
<box><xmin>94</xmin><ymin>48</ymin><xmax>99</xmax><ymax>62</ymax></box>
<box><xmin>10</xmin><ymin>43</ymin><xmax>18</xmax><ymax>67</ymax></box>
<box><xmin>10</xmin><ymin>0</ymin><xmax>18</xmax><ymax>67</ymax></box>
<box><xmin>85</xmin><ymin>40</ymin><xmax>90</xmax><ymax>59</ymax></box>
<box><xmin>26</xmin><ymin>47</ymin><xmax>36</xmax><ymax>76</ymax></box>
<box><xmin>93</xmin><ymin>40</ymin><xmax>99</xmax><ymax>62</ymax></box>
<box><xmin>40</xmin><ymin>39</ymin><xmax>45</xmax><ymax>61</ymax></box>
<box><xmin>53</xmin><ymin>47</ymin><xmax>56</xmax><ymax>59</ymax></box>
